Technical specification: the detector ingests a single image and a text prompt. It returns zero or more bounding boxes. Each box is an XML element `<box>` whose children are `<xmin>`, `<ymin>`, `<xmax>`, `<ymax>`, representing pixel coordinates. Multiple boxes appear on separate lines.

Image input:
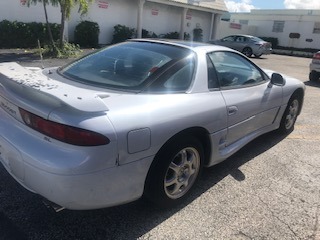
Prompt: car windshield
<box><xmin>59</xmin><ymin>41</ymin><xmax>194</xmax><ymax>92</ymax></box>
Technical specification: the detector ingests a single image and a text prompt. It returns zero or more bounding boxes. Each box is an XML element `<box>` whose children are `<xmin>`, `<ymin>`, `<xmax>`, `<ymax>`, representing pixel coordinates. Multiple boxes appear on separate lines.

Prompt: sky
<box><xmin>225</xmin><ymin>0</ymin><xmax>320</xmax><ymax>12</ymax></box>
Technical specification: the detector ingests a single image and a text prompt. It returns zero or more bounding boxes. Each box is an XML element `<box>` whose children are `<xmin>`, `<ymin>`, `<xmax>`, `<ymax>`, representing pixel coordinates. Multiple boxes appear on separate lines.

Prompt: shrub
<box><xmin>74</xmin><ymin>21</ymin><xmax>100</xmax><ymax>48</ymax></box>
<box><xmin>40</xmin><ymin>40</ymin><xmax>81</xmax><ymax>58</ymax></box>
<box><xmin>112</xmin><ymin>24</ymin><xmax>135</xmax><ymax>44</ymax></box>
<box><xmin>184</xmin><ymin>32</ymin><xmax>190</xmax><ymax>41</ymax></box>
<box><xmin>0</xmin><ymin>20</ymin><xmax>60</xmax><ymax>48</ymax></box>
<box><xmin>142</xmin><ymin>29</ymin><xmax>157</xmax><ymax>38</ymax></box>
<box><xmin>275</xmin><ymin>46</ymin><xmax>319</xmax><ymax>53</ymax></box>
<box><xmin>163</xmin><ymin>31</ymin><xmax>180</xmax><ymax>39</ymax></box>
<box><xmin>0</xmin><ymin>20</ymin><xmax>14</xmax><ymax>48</ymax></box>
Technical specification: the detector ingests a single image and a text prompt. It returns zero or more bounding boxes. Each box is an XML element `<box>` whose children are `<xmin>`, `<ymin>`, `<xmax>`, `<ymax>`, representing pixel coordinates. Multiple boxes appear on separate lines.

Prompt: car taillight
<box><xmin>313</xmin><ymin>53</ymin><xmax>320</xmax><ymax>60</ymax></box>
<box><xmin>258</xmin><ymin>42</ymin><xmax>270</xmax><ymax>47</ymax></box>
<box><xmin>19</xmin><ymin>108</ymin><xmax>110</xmax><ymax>146</ymax></box>
<box><xmin>256</xmin><ymin>43</ymin><xmax>267</xmax><ymax>48</ymax></box>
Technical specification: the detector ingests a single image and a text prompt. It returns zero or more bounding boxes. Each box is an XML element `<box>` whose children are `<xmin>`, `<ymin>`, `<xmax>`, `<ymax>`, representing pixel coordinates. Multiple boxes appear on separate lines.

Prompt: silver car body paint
<box><xmin>0</xmin><ymin>40</ymin><xmax>304</xmax><ymax>209</ymax></box>
<box><xmin>210</xmin><ymin>35</ymin><xmax>273</xmax><ymax>57</ymax></box>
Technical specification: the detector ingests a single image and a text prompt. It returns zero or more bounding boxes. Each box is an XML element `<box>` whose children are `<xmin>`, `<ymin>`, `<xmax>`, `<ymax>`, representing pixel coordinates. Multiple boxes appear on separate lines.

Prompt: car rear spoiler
<box><xmin>0</xmin><ymin>62</ymin><xmax>109</xmax><ymax>116</ymax></box>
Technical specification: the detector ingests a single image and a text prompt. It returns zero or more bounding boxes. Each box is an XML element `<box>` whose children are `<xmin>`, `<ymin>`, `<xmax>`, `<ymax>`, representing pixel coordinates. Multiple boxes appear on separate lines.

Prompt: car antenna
<box><xmin>37</xmin><ymin>39</ymin><xmax>45</xmax><ymax>69</ymax></box>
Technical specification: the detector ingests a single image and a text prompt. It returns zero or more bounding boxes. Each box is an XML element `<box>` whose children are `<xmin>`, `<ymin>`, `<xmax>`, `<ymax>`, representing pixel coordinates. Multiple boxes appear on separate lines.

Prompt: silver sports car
<box><xmin>0</xmin><ymin>39</ymin><xmax>305</xmax><ymax>210</ymax></box>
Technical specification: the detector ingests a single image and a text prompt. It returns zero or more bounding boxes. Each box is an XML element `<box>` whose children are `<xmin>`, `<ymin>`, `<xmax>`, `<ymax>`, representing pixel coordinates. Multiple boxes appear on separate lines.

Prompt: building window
<box><xmin>313</xmin><ymin>22</ymin><xmax>320</xmax><ymax>34</ymax></box>
<box><xmin>272</xmin><ymin>21</ymin><xmax>285</xmax><ymax>32</ymax></box>
<box><xmin>239</xmin><ymin>20</ymin><xmax>248</xmax><ymax>25</ymax></box>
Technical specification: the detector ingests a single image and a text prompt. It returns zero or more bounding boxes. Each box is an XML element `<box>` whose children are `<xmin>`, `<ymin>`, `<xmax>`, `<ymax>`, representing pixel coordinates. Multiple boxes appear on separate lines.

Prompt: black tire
<box><xmin>309</xmin><ymin>71</ymin><xmax>319</xmax><ymax>82</ymax></box>
<box><xmin>279</xmin><ymin>95</ymin><xmax>300</xmax><ymax>134</ymax></box>
<box><xmin>242</xmin><ymin>47</ymin><xmax>253</xmax><ymax>57</ymax></box>
<box><xmin>144</xmin><ymin>137</ymin><xmax>204</xmax><ymax>208</ymax></box>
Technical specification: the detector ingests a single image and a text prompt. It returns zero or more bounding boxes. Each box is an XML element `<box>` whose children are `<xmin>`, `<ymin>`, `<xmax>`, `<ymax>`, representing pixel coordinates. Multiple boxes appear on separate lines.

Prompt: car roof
<box><xmin>229</xmin><ymin>34</ymin><xmax>254</xmax><ymax>38</ymax></box>
<box><xmin>227</xmin><ymin>34</ymin><xmax>265</xmax><ymax>40</ymax></box>
<box><xmin>129</xmin><ymin>38</ymin><xmax>233</xmax><ymax>53</ymax></box>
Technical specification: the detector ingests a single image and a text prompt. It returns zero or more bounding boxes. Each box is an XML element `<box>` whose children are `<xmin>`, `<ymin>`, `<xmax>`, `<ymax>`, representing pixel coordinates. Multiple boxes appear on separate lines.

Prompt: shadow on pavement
<box><xmin>0</xmin><ymin>130</ymin><xmax>288</xmax><ymax>240</ymax></box>
<box><xmin>304</xmin><ymin>80</ymin><xmax>320</xmax><ymax>88</ymax></box>
<box><xmin>0</xmin><ymin>212</ymin><xmax>28</xmax><ymax>240</ymax></box>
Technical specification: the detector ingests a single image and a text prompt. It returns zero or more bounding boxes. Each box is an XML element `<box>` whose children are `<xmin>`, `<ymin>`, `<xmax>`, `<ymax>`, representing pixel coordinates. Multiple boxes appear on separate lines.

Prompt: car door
<box><xmin>232</xmin><ymin>35</ymin><xmax>247</xmax><ymax>52</ymax></box>
<box><xmin>208</xmin><ymin>51</ymin><xmax>283</xmax><ymax>146</ymax></box>
<box><xmin>218</xmin><ymin>35</ymin><xmax>236</xmax><ymax>49</ymax></box>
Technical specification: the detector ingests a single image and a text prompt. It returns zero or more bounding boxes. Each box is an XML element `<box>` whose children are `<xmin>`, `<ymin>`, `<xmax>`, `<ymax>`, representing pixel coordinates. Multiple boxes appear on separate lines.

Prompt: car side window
<box><xmin>144</xmin><ymin>56</ymin><xmax>196</xmax><ymax>93</ymax></box>
<box><xmin>208</xmin><ymin>51</ymin><xmax>266</xmax><ymax>88</ymax></box>
<box><xmin>222</xmin><ymin>36</ymin><xmax>235</xmax><ymax>42</ymax></box>
<box><xmin>235</xmin><ymin>36</ymin><xmax>245</xmax><ymax>42</ymax></box>
<box><xmin>163</xmin><ymin>61</ymin><xmax>194</xmax><ymax>91</ymax></box>
<box><xmin>206</xmin><ymin>55</ymin><xmax>219</xmax><ymax>89</ymax></box>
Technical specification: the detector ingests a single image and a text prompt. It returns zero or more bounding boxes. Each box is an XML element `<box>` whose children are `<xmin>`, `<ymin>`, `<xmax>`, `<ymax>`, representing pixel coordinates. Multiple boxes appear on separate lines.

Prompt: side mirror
<box><xmin>270</xmin><ymin>73</ymin><xmax>285</xmax><ymax>86</ymax></box>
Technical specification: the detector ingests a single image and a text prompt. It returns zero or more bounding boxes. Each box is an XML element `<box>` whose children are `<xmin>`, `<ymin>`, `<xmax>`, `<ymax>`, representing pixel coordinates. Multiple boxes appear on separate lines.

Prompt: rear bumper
<box><xmin>252</xmin><ymin>49</ymin><xmax>271</xmax><ymax>57</ymax></box>
<box><xmin>0</xmin><ymin>107</ymin><xmax>153</xmax><ymax>210</ymax></box>
<box><xmin>310</xmin><ymin>62</ymin><xmax>320</xmax><ymax>73</ymax></box>
<box><xmin>258</xmin><ymin>47</ymin><xmax>272</xmax><ymax>55</ymax></box>
<box><xmin>0</xmin><ymin>136</ymin><xmax>153</xmax><ymax>209</ymax></box>
<box><xmin>264</xmin><ymin>48</ymin><xmax>273</xmax><ymax>54</ymax></box>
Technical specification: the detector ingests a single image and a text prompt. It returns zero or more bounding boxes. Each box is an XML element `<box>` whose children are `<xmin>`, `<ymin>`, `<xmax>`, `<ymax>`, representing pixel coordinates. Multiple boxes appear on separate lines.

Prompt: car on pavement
<box><xmin>309</xmin><ymin>51</ymin><xmax>320</xmax><ymax>82</ymax></box>
<box><xmin>209</xmin><ymin>34</ymin><xmax>272</xmax><ymax>58</ymax></box>
<box><xmin>0</xmin><ymin>39</ymin><xmax>304</xmax><ymax>211</ymax></box>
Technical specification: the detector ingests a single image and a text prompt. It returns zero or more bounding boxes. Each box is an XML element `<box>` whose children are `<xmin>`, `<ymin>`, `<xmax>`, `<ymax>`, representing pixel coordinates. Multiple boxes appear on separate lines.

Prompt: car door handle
<box><xmin>228</xmin><ymin>106</ymin><xmax>238</xmax><ymax>115</ymax></box>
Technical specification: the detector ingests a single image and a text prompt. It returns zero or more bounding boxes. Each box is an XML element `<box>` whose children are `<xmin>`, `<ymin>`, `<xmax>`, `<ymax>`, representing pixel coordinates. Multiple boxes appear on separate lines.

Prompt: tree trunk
<box><xmin>43</xmin><ymin>0</ymin><xmax>57</xmax><ymax>51</ymax></box>
<box><xmin>59</xmin><ymin>3</ymin><xmax>66</xmax><ymax>49</ymax></box>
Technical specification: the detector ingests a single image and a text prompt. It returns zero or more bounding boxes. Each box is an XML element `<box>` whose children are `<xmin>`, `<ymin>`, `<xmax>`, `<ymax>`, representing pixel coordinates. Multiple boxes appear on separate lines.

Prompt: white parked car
<box><xmin>309</xmin><ymin>51</ymin><xmax>320</xmax><ymax>82</ymax></box>
<box><xmin>0</xmin><ymin>39</ymin><xmax>305</xmax><ymax>210</ymax></box>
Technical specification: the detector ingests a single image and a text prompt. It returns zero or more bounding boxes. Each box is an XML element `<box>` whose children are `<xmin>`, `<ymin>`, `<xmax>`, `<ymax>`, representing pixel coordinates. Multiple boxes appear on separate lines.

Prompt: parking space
<box><xmin>0</xmin><ymin>53</ymin><xmax>319</xmax><ymax>240</ymax></box>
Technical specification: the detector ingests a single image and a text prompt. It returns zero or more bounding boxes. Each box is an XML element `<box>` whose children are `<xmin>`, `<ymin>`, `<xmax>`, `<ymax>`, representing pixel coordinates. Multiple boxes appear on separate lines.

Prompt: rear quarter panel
<box><xmin>104</xmin><ymin>92</ymin><xmax>227</xmax><ymax>165</ymax></box>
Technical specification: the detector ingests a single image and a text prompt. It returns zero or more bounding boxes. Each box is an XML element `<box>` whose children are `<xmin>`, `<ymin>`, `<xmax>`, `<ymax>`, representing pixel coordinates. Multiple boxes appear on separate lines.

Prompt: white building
<box><xmin>0</xmin><ymin>0</ymin><xmax>228</xmax><ymax>45</ymax></box>
<box><xmin>224</xmin><ymin>9</ymin><xmax>320</xmax><ymax>49</ymax></box>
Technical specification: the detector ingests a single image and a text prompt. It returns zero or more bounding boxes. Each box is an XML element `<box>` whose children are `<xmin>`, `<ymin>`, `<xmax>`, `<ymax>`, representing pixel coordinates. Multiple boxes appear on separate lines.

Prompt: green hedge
<box><xmin>142</xmin><ymin>29</ymin><xmax>157</xmax><ymax>38</ymax></box>
<box><xmin>0</xmin><ymin>20</ymin><xmax>60</xmax><ymax>48</ymax></box>
<box><xmin>163</xmin><ymin>31</ymin><xmax>180</xmax><ymax>39</ymax></box>
<box><xmin>112</xmin><ymin>24</ymin><xmax>135</xmax><ymax>44</ymax></box>
<box><xmin>74</xmin><ymin>21</ymin><xmax>100</xmax><ymax>48</ymax></box>
<box><xmin>275</xmin><ymin>46</ymin><xmax>319</xmax><ymax>53</ymax></box>
<box><xmin>111</xmin><ymin>24</ymin><xmax>193</xmax><ymax>43</ymax></box>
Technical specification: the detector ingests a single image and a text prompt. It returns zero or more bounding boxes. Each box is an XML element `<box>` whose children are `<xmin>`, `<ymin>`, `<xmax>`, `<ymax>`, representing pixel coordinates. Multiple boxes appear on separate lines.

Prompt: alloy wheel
<box><xmin>164</xmin><ymin>147</ymin><xmax>201</xmax><ymax>199</ymax></box>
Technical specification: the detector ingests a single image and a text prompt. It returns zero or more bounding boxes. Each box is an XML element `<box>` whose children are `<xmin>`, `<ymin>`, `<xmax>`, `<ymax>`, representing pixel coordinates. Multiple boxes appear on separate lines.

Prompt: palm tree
<box><xmin>27</xmin><ymin>0</ymin><xmax>58</xmax><ymax>53</ymax></box>
<box><xmin>28</xmin><ymin>0</ymin><xmax>93</xmax><ymax>49</ymax></box>
<box><xmin>57</xmin><ymin>0</ymin><xmax>93</xmax><ymax>48</ymax></box>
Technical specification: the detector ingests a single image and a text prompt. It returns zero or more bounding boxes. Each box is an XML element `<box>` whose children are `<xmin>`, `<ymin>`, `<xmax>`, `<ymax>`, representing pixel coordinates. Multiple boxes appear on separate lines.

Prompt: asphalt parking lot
<box><xmin>0</xmin><ymin>50</ymin><xmax>319</xmax><ymax>240</ymax></box>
